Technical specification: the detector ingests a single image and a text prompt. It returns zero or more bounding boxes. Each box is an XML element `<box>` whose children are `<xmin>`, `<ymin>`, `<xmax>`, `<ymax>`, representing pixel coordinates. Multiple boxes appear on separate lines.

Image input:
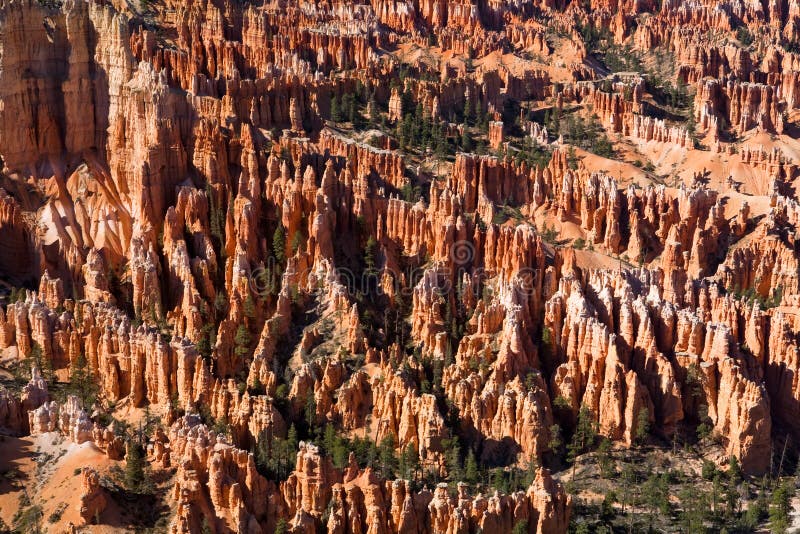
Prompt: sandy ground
<box><xmin>578</xmin><ymin>147</ymin><xmax>651</xmax><ymax>188</ymax></box>
<box><xmin>0</xmin><ymin>433</ymin><xmax>34</xmax><ymax>527</ymax></box>
<box><xmin>0</xmin><ymin>431</ymin><xmax>123</xmax><ymax>533</ymax></box>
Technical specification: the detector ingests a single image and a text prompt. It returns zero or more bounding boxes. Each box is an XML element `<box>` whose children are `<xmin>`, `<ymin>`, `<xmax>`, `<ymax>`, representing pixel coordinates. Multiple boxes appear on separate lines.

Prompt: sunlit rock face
<box><xmin>0</xmin><ymin>0</ymin><xmax>798</xmax><ymax>530</ymax></box>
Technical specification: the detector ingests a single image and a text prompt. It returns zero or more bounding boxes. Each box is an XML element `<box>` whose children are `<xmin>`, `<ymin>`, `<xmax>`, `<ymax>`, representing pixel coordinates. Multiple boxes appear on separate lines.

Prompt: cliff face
<box><xmin>0</xmin><ymin>0</ymin><xmax>133</xmax><ymax>173</ymax></box>
<box><xmin>0</xmin><ymin>0</ymin><xmax>798</xmax><ymax>530</ymax></box>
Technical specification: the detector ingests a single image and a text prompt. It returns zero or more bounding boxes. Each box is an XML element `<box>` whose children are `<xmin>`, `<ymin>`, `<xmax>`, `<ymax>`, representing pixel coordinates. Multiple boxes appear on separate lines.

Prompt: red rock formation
<box><xmin>0</xmin><ymin>0</ymin><xmax>799</xmax><ymax>529</ymax></box>
<box><xmin>79</xmin><ymin>467</ymin><xmax>108</xmax><ymax>525</ymax></box>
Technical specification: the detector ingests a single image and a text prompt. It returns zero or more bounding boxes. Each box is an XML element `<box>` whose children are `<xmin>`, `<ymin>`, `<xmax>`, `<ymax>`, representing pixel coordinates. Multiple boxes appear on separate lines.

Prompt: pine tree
<box><xmin>28</xmin><ymin>342</ymin><xmax>53</xmax><ymax>383</ymax></box>
<box><xmin>272</xmin><ymin>224</ymin><xmax>286</xmax><ymax>264</ymax></box>
<box><xmin>332</xmin><ymin>439</ymin><xmax>349</xmax><ymax>469</ymax></box>
<box><xmin>343</xmin><ymin>94</ymin><xmax>356</xmax><ymax>123</ymax></box>
<box><xmin>207</xmin><ymin>184</ymin><xmax>223</xmax><ymax>249</ymax></box>
<box><xmin>287</xmin><ymin>423</ymin><xmax>298</xmax><ymax>448</ymax></box>
<box><xmin>620</xmin><ymin>463</ymin><xmax>636</xmax><ymax>515</ymax></box>
<box><xmin>728</xmin><ymin>455</ymin><xmax>742</xmax><ymax>484</ymax></box>
<box><xmin>364</xmin><ymin>236</ymin><xmax>378</xmax><ymax>275</ymax></box>
<box><xmin>569</xmin><ymin>407</ymin><xmax>597</xmax><ymax>460</ymax></box>
<box><xmin>69</xmin><ymin>353</ymin><xmax>98</xmax><ymax>408</ymax></box>
<box><xmin>697</xmin><ymin>404</ymin><xmax>712</xmax><ymax>441</ymax></box>
<box><xmin>643</xmin><ymin>472</ymin><xmax>670</xmax><ymax>528</ymax></box>
<box><xmin>399</xmin><ymin>444</ymin><xmax>420</xmax><ymax>480</ymax></box>
<box><xmin>378</xmin><ymin>435</ymin><xmax>398</xmax><ymax>478</ymax></box>
<box><xmin>770</xmin><ymin>481</ymin><xmax>794</xmax><ymax>533</ymax></box>
<box><xmin>635</xmin><ymin>408</ymin><xmax>650</xmax><ymax>446</ymax></box>
<box><xmin>679</xmin><ymin>485</ymin><xmax>710</xmax><ymax>532</ymax></box>
<box><xmin>304</xmin><ymin>394</ymin><xmax>317</xmax><ymax>434</ymax></box>
<box><xmin>323</xmin><ymin>424</ymin><xmax>337</xmax><ymax>455</ymax></box>
<box><xmin>461</xmin><ymin>126</ymin><xmax>474</xmax><ymax>152</ymax></box>
<box><xmin>567</xmin><ymin>406</ymin><xmax>597</xmax><ymax>479</ymax></box>
<box><xmin>243</xmin><ymin>294</ymin><xmax>256</xmax><ymax>319</ymax></box>
<box><xmin>234</xmin><ymin>325</ymin><xmax>251</xmax><ymax>358</ymax></box>
<box><xmin>251</xmin><ymin>375</ymin><xmax>263</xmax><ymax>395</ymax></box>
<box><xmin>444</xmin><ymin>437</ymin><xmax>462</xmax><ymax>481</ymax></box>
<box><xmin>256</xmin><ymin>425</ymin><xmax>298</xmax><ymax>482</ymax></box>
<box><xmin>464</xmin><ymin>97</ymin><xmax>474</xmax><ymax>125</ymax></box>
<box><xmin>124</xmin><ymin>439</ymin><xmax>147</xmax><ymax>493</ymax></box>
<box><xmin>331</xmin><ymin>94</ymin><xmax>342</xmax><ymax>123</ymax></box>
<box><xmin>291</xmin><ymin>229</ymin><xmax>305</xmax><ymax>254</ymax></box>
<box><xmin>13</xmin><ymin>505</ymin><xmax>43</xmax><ymax>533</ymax></box>
<box><xmin>601</xmin><ymin>491</ymin><xmax>617</xmax><ymax>522</ymax></box>
<box><xmin>197</xmin><ymin>325</ymin><xmax>215</xmax><ymax>361</ymax></box>
<box><xmin>596</xmin><ymin>437</ymin><xmax>614</xmax><ymax>477</ymax></box>
<box><xmin>464</xmin><ymin>449</ymin><xmax>479</xmax><ymax>484</ymax></box>
<box><xmin>548</xmin><ymin>424</ymin><xmax>563</xmax><ymax>456</ymax></box>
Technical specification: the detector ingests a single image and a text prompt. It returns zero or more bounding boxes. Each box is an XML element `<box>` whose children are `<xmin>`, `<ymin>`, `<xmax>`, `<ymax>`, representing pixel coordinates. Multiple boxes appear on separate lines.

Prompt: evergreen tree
<box><xmin>635</xmin><ymin>408</ymin><xmax>650</xmax><ymax>446</ymax></box>
<box><xmin>256</xmin><ymin>425</ymin><xmax>298</xmax><ymax>482</ymax></box>
<box><xmin>461</xmin><ymin>126</ymin><xmax>474</xmax><ymax>152</ymax></box>
<box><xmin>197</xmin><ymin>325</ymin><xmax>215</xmax><ymax>361</ymax></box>
<box><xmin>68</xmin><ymin>353</ymin><xmax>98</xmax><ymax>408</ymax></box>
<box><xmin>13</xmin><ymin>505</ymin><xmax>43</xmax><ymax>533</ymax></box>
<box><xmin>620</xmin><ymin>463</ymin><xmax>636</xmax><ymax>514</ymax></box>
<box><xmin>273</xmin><ymin>224</ymin><xmax>286</xmax><ymax>264</ymax></box>
<box><xmin>364</xmin><ymin>236</ymin><xmax>378</xmax><ymax>275</ymax></box>
<box><xmin>728</xmin><ymin>455</ymin><xmax>742</xmax><ymax>484</ymax></box>
<box><xmin>476</xmin><ymin>103</ymin><xmax>488</xmax><ymax>131</ymax></box>
<box><xmin>343</xmin><ymin>94</ymin><xmax>357</xmax><ymax>123</ymax></box>
<box><xmin>770</xmin><ymin>481</ymin><xmax>793</xmax><ymax>533</ymax></box>
<box><xmin>400</xmin><ymin>114</ymin><xmax>414</xmax><ymax>148</ymax></box>
<box><xmin>304</xmin><ymin>394</ymin><xmax>317</xmax><ymax>435</ymax></box>
<box><xmin>464</xmin><ymin>449</ymin><xmax>479</xmax><ymax>484</ymax></box>
<box><xmin>399</xmin><ymin>443</ymin><xmax>420</xmax><ymax>480</ymax></box>
<box><xmin>601</xmin><ymin>491</ymin><xmax>617</xmax><ymax>522</ymax></box>
<box><xmin>27</xmin><ymin>342</ymin><xmax>53</xmax><ymax>383</ymax></box>
<box><xmin>291</xmin><ymin>229</ymin><xmax>305</xmax><ymax>254</ymax></box>
<box><xmin>444</xmin><ymin>437</ymin><xmax>462</xmax><ymax>481</ymax></box>
<box><xmin>464</xmin><ymin>97</ymin><xmax>474</xmax><ymax>125</ymax></box>
<box><xmin>378</xmin><ymin>435</ymin><xmax>398</xmax><ymax>478</ymax></box>
<box><xmin>124</xmin><ymin>439</ymin><xmax>147</xmax><ymax>493</ymax></box>
<box><xmin>548</xmin><ymin>424</ymin><xmax>563</xmax><ymax>457</ymax></box>
<box><xmin>568</xmin><ymin>407</ymin><xmax>597</xmax><ymax>460</ymax></box>
<box><xmin>352</xmin><ymin>108</ymin><xmax>367</xmax><ymax>131</ymax></box>
<box><xmin>207</xmin><ymin>184</ymin><xmax>224</xmax><ymax>249</ymax></box>
<box><xmin>323</xmin><ymin>424</ymin><xmax>337</xmax><ymax>455</ymax></box>
<box><xmin>596</xmin><ymin>437</ymin><xmax>614</xmax><ymax>477</ymax></box>
<box><xmin>243</xmin><ymin>294</ymin><xmax>256</xmax><ymax>319</ymax></box>
<box><xmin>724</xmin><ymin>476</ymin><xmax>739</xmax><ymax>519</ymax></box>
<box><xmin>697</xmin><ymin>404</ymin><xmax>712</xmax><ymax>441</ymax></box>
<box><xmin>643</xmin><ymin>472</ymin><xmax>670</xmax><ymax>528</ymax></box>
<box><xmin>234</xmin><ymin>325</ymin><xmax>251</xmax><ymax>358</ymax></box>
<box><xmin>567</xmin><ymin>407</ymin><xmax>597</xmax><ymax>480</ymax></box>
<box><xmin>250</xmin><ymin>375</ymin><xmax>264</xmax><ymax>395</ymax></box>
<box><xmin>332</xmin><ymin>434</ymin><xmax>350</xmax><ymax>469</ymax></box>
<box><xmin>679</xmin><ymin>485</ymin><xmax>710</xmax><ymax>532</ymax></box>
<box><xmin>330</xmin><ymin>94</ymin><xmax>342</xmax><ymax>123</ymax></box>
<box><xmin>255</xmin><ymin>264</ymin><xmax>277</xmax><ymax>298</ymax></box>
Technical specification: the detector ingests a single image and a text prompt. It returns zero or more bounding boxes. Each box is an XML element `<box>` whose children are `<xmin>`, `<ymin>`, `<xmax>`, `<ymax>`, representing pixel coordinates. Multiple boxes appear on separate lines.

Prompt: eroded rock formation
<box><xmin>0</xmin><ymin>0</ymin><xmax>799</xmax><ymax>530</ymax></box>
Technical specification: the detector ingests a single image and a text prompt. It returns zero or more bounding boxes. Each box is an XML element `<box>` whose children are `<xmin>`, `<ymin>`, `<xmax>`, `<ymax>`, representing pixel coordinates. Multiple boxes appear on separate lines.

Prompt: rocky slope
<box><xmin>0</xmin><ymin>0</ymin><xmax>799</xmax><ymax>532</ymax></box>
